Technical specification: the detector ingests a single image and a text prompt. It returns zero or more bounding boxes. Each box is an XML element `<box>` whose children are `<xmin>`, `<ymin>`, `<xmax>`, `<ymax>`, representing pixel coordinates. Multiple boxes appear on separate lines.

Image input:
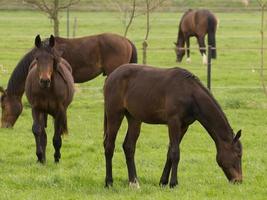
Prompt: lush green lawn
<box><xmin>0</xmin><ymin>10</ymin><xmax>266</xmax><ymax>200</ymax></box>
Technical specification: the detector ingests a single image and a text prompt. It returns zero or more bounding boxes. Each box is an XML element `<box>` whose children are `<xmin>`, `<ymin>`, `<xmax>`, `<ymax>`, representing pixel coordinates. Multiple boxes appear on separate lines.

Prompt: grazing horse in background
<box><xmin>25</xmin><ymin>35</ymin><xmax>74</xmax><ymax>163</ymax></box>
<box><xmin>174</xmin><ymin>9</ymin><xmax>217</xmax><ymax>64</ymax></box>
<box><xmin>0</xmin><ymin>33</ymin><xmax>137</xmax><ymax>128</ymax></box>
<box><xmin>103</xmin><ymin>64</ymin><xmax>242</xmax><ymax>188</ymax></box>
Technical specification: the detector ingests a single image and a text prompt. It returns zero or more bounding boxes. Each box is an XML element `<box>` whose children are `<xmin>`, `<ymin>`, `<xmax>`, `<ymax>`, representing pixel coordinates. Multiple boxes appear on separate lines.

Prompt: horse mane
<box><xmin>7</xmin><ymin>49</ymin><xmax>36</xmax><ymax>95</ymax></box>
<box><xmin>179</xmin><ymin>9</ymin><xmax>193</xmax><ymax>28</ymax></box>
<box><xmin>176</xmin><ymin>67</ymin><xmax>234</xmax><ymax>137</ymax></box>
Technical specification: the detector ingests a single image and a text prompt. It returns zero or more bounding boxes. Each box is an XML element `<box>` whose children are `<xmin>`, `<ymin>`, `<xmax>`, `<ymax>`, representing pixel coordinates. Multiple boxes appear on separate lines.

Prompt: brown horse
<box><xmin>25</xmin><ymin>35</ymin><xmax>74</xmax><ymax>163</ymax></box>
<box><xmin>174</xmin><ymin>9</ymin><xmax>217</xmax><ymax>64</ymax></box>
<box><xmin>0</xmin><ymin>33</ymin><xmax>137</xmax><ymax>128</ymax></box>
<box><xmin>103</xmin><ymin>64</ymin><xmax>242</xmax><ymax>188</ymax></box>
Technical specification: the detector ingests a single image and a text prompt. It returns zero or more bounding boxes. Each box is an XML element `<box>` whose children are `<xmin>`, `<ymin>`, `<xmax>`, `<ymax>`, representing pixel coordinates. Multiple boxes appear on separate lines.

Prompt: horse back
<box><xmin>104</xmin><ymin>64</ymin><xmax>198</xmax><ymax>124</ymax></box>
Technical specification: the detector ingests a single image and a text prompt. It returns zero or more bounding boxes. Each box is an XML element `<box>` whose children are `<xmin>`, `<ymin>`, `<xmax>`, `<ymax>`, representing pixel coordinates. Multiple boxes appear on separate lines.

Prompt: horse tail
<box><xmin>207</xmin><ymin>15</ymin><xmax>217</xmax><ymax>59</ymax></box>
<box><xmin>128</xmin><ymin>40</ymin><xmax>138</xmax><ymax>64</ymax></box>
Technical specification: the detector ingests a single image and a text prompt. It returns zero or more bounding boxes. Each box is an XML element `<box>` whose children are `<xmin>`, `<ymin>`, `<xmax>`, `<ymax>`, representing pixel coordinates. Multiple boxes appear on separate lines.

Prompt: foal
<box><xmin>174</xmin><ymin>9</ymin><xmax>217</xmax><ymax>64</ymax></box>
<box><xmin>103</xmin><ymin>64</ymin><xmax>242</xmax><ymax>188</ymax></box>
<box><xmin>25</xmin><ymin>35</ymin><xmax>74</xmax><ymax>163</ymax></box>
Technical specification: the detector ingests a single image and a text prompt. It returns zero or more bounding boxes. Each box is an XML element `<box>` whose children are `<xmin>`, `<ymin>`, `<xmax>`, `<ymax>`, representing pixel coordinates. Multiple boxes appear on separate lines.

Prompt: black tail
<box><xmin>128</xmin><ymin>40</ymin><xmax>138</xmax><ymax>63</ymax></box>
<box><xmin>207</xmin><ymin>16</ymin><xmax>217</xmax><ymax>59</ymax></box>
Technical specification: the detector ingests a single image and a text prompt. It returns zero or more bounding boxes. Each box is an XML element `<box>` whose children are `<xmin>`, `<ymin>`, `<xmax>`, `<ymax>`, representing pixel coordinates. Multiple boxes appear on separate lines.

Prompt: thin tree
<box><xmin>23</xmin><ymin>0</ymin><xmax>80</xmax><ymax>36</ymax></box>
<box><xmin>142</xmin><ymin>0</ymin><xmax>167</xmax><ymax>64</ymax></box>
<box><xmin>257</xmin><ymin>0</ymin><xmax>267</xmax><ymax>95</ymax></box>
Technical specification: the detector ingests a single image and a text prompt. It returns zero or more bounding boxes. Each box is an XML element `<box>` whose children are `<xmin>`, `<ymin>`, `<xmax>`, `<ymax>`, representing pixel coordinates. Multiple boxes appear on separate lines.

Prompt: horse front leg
<box><xmin>159</xmin><ymin>145</ymin><xmax>172</xmax><ymax>186</ymax></box>
<box><xmin>197</xmin><ymin>36</ymin><xmax>207</xmax><ymax>65</ymax></box>
<box><xmin>32</xmin><ymin>108</ymin><xmax>46</xmax><ymax>163</ymax></box>
<box><xmin>185</xmin><ymin>37</ymin><xmax>191</xmax><ymax>63</ymax></box>
<box><xmin>123</xmin><ymin>116</ymin><xmax>141</xmax><ymax>188</ymax></box>
<box><xmin>160</xmin><ymin>125</ymin><xmax>188</xmax><ymax>187</ymax></box>
<box><xmin>167</xmin><ymin>116</ymin><xmax>182</xmax><ymax>188</ymax></box>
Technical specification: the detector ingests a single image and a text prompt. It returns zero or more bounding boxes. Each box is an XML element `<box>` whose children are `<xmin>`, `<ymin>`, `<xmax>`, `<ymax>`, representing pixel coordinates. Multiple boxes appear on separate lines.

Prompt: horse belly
<box><xmin>125</xmin><ymin>94</ymin><xmax>167</xmax><ymax>124</ymax></box>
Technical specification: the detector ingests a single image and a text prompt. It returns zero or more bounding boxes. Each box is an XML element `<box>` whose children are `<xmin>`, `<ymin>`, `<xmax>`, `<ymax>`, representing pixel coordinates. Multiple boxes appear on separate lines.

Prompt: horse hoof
<box><xmin>186</xmin><ymin>57</ymin><xmax>191</xmax><ymax>63</ymax></box>
<box><xmin>105</xmin><ymin>182</ymin><xmax>113</xmax><ymax>188</ymax></box>
<box><xmin>105</xmin><ymin>178</ymin><xmax>113</xmax><ymax>188</ymax></box>
<box><xmin>129</xmin><ymin>179</ymin><xmax>140</xmax><ymax>189</ymax></box>
<box><xmin>37</xmin><ymin>159</ymin><xmax>46</xmax><ymax>164</ymax></box>
<box><xmin>169</xmin><ymin>181</ymin><xmax>178</xmax><ymax>188</ymax></box>
<box><xmin>159</xmin><ymin>179</ymin><xmax>168</xmax><ymax>187</ymax></box>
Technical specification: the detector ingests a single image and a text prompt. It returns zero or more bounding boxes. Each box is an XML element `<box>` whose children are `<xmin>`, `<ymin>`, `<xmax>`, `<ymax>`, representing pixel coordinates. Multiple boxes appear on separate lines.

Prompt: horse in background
<box><xmin>25</xmin><ymin>35</ymin><xmax>74</xmax><ymax>163</ymax></box>
<box><xmin>1</xmin><ymin>33</ymin><xmax>137</xmax><ymax>128</ymax></box>
<box><xmin>174</xmin><ymin>9</ymin><xmax>218</xmax><ymax>64</ymax></box>
<box><xmin>103</xmin><ymin>64</ymin><xmax>242</xmax><ymax>188</ymax></box>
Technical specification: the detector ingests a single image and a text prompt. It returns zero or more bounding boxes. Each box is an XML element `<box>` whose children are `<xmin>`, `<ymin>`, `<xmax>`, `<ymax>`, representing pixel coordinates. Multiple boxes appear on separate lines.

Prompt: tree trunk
<box><xmin>53</xmin><ymin>16</ymin><xmax>59</xmax><ymax>36</ymax></box>
<box><xmin>53</xmin><ymin>0</ymin><xmax>59</xmax><ymax>36</ymax></box>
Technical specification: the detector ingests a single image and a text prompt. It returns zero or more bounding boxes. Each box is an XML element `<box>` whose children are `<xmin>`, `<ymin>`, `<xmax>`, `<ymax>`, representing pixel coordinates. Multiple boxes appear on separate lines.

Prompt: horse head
<box><xmin>216</xmin><ymin>130</ymin><xmax>243</xmax><ymax>183</ymax></box>
<box><xmin>0</xmin><ymin>87</ymin><xmax>22</xmax><ymax>128</ymax></box>
<box><xmin>34</xmin><ymin>35</ymin><xmax>60</xmax><ymax>89</ymax></box>
<box><xmin>174</xmin><ymin>42</ymin><xmax>185</xmax><ymax>62</ymax></box>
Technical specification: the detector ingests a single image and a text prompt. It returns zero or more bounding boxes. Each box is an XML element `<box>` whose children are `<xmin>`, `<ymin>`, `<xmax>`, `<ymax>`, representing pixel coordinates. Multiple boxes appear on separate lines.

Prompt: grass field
<box><xmin>0</xmin><ymin>10</ymin><xmax>267</xmax><ymax>200</ymax></box>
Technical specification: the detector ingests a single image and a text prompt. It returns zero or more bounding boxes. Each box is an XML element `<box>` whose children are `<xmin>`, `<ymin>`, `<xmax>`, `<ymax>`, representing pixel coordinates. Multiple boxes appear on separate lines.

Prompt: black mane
<box><xmin>7</xmin><ymin>49</ymin><xmax>35</xmax><ymax>95</ymax></box>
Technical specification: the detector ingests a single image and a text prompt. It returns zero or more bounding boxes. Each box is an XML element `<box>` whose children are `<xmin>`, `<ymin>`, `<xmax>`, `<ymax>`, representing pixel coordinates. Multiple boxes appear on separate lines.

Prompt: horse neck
<box><xmin>7</xmin><ymin>50</ymin><xmax>35</xmax><ymax>98</ymax></box>
<box><xmin>176</xmin><ymin>29</ymin><xmax>185</xmax><ymax>47</ymax></box>
<box><xmin>194</xmin><ymin>87</ymin><xmax>234</xmax><ymax>147</ymax></box>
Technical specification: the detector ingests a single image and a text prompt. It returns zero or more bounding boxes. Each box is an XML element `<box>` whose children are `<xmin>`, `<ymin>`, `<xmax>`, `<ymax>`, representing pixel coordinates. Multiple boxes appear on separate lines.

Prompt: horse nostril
<box><xmin>39</xmin><ymin>79</ymin><xmax>51</xmax><ymax>87</ymax></box>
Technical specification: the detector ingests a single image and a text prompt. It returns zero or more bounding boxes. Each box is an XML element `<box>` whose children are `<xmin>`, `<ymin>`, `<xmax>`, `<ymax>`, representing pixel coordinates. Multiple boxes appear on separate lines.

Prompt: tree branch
<box><xmin>124</xmin><ymin>0</ymin><xmax>136</xmax><ymax>36</ymax></box>
<box><xmin>58</xmin><ymin>0</ymin><xmax>80</xmax><ymax>10</ymax></box>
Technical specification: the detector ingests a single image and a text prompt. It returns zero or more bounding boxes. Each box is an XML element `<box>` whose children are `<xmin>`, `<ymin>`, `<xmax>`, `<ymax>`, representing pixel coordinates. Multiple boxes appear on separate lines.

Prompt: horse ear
<box><xmin>49</xmin><ymin>35</ymin><xmax>55</xmax><ymax>48</ymax></box>
<box><xmin>35</xmin><ymin>35</ymin><xmax>41</xmax><ymax>48</ymax></box>
<box><xmin>233</xmin><ymin>130</ymin><xmax>242</xmax><ymax>143</ymax></box>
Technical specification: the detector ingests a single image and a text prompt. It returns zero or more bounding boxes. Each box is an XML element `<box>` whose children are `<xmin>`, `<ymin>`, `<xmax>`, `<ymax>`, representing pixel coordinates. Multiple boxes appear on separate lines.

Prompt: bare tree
<box><xmin>257</xmin><ymin>0</ymin><xmax>267</xmax><ymax>95</ymax></box>
<box><xmin>142</xmin><ymin>0</ymin><xmax>167</xmax><ymax>64</ymax></box>
<box><xmin>23</xmin><ymin>0</ymin><xmax>80</xmax><ymax>36</ymax></box>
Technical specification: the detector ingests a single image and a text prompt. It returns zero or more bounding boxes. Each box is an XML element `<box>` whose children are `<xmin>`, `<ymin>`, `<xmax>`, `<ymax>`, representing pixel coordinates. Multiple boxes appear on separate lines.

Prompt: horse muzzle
<box><xmin>39</xmin><ymin>78</ymin><xmax>51</xmax><ymax>88</ymax></box>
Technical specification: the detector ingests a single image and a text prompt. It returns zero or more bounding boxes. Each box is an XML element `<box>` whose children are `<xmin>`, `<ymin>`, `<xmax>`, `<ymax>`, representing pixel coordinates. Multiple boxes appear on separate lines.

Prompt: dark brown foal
<box><xmin>103</xmin><ymin>64</ymin><xmax>242</xmax><ymax>188</ymax></box>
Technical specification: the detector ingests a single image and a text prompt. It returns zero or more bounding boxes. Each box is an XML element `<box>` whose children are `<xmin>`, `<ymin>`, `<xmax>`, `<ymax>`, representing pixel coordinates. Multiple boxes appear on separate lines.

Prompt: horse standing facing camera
<box><xmin>25</xmin><ymin>35</ymin><xmax>74</xmax><ymax>163</ymax></box>
<box><xmin>174</xmin><ymin>9</ymin><xmax>218</xmax><ymax>64</ymax></box>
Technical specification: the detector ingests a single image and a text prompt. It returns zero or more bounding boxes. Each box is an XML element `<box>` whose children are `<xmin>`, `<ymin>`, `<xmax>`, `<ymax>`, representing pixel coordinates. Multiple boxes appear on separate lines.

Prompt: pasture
<box><xmin>0</xmin><ymin>10</ymin><xmax>267</xmax><ymax>199</ymax></box>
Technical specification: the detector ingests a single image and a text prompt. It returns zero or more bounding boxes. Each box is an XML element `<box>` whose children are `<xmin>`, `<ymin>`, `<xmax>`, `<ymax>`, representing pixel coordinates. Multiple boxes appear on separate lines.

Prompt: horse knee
<box><xmin>32</xmin><ymin>123</ymin><xmax>42</xmax><ymax>136</ymax></box>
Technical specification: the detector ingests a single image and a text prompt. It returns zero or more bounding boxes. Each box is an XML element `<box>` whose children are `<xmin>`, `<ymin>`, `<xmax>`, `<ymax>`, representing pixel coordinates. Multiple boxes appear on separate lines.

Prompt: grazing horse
<box><xmin>0</xmin><ymin>33</ymin><xmax>137</xmax><ymax>128</ymax></box>
<box><xmin>103</xmin><ymin>64</ymin><xmax>242</xmax><ymax>188</ymax></box>
<box><xmin>174</xmin><ymin>9</ymin><xmax>217</xmax><ymax>64</ymax></box>
<box><xmin>25</xmin><ymin>35</ymin><xmax>74</xmax><ymax>163</ymax></box>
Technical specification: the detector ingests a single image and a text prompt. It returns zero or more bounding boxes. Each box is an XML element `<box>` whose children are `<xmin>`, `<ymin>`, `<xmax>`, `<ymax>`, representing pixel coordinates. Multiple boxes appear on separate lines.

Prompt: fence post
<box><xmin>207</xmin><ymin>45</ymin><xmax>212</xmax><ymax>90</ymax></box>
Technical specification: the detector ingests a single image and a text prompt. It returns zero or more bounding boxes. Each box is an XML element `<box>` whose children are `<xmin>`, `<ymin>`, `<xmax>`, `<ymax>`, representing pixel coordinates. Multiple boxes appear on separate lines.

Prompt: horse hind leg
<box><xmin>197</xmin><ymin>36</ymin><xmax>207</xmax><ymax>65</ymax></box>
<box><xmin>123</xmin><ymin>115</ymin><xmax>141</xmax><ymax>189</ymax></box>
<box><xmin>104</xmin><ymin>111</ymin><xmax>124</xmax><ymax>187</ymax></box>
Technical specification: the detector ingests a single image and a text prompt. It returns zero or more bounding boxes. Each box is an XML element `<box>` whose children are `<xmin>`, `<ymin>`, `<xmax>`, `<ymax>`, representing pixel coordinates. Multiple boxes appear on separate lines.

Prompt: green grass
<box><xmin>0</xmin><ymin>10</ymin><xmax>267</xmax><ymax>200</ymax></box>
